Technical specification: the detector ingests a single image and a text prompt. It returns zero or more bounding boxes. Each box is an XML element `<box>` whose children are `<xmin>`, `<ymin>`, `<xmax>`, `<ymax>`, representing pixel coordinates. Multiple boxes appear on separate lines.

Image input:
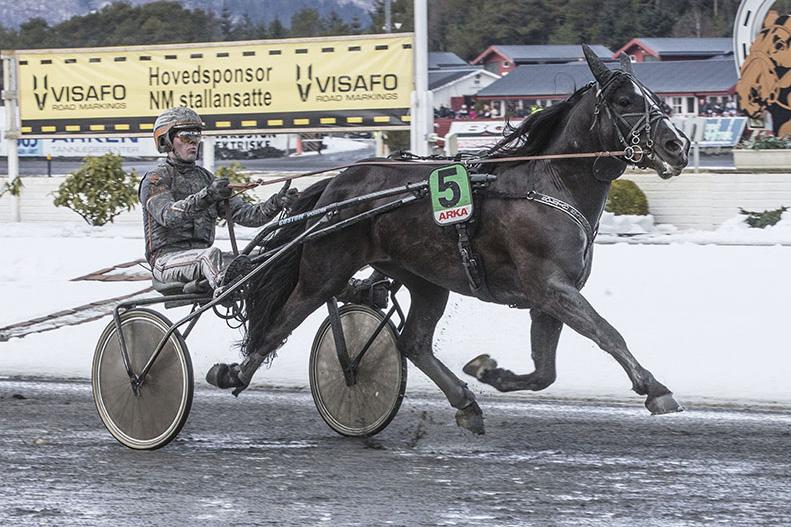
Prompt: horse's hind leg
<box><xmin>539</xmin><ymin>280</ymin><xmax>683</xmax><ymax>415</ymax></box>
<box><xmin>465</xmin><ymin>309</ymin><xmax>562</xmax><ymax>392</ymax></box>
<box><xmin>208</xmin><ymin>274</ymin><xmax>351</xmax><ymax>391</ymax></box>
<box><xmin>391</xmin><ymin>271</ymin><xmax>484</xmax><ymax>434</ymax></box>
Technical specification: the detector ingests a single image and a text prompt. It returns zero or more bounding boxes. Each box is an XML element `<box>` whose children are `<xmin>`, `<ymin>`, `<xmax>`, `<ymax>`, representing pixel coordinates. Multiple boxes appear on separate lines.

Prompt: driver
<box><xmin>139</xmin><ymin>107</ymin><xmax>298</xmax><ymax>292</ymax></box>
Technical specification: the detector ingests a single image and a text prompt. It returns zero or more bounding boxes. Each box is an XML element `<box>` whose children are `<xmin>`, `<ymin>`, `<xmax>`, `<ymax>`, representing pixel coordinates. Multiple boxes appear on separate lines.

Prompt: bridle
<box><xmin>590</xmin><ymin>72</ymin><xmax>668</xmax><ymax>165</ymax></box>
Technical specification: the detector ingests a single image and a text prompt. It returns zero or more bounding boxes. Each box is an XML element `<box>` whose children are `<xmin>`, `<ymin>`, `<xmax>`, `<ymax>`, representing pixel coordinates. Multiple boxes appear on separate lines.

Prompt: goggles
<box><xmin>174</xmin><ymin>129</ymin><xmax>202</xmax><ymax>144</ymax></box>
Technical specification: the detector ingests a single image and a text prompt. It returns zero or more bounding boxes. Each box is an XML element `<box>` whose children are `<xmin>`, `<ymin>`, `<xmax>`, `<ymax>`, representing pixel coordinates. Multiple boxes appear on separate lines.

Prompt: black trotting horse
<box><xmin>208</xmin><ymin>45</ymin><xmax>690</xmax><ymax>434</ymax></box>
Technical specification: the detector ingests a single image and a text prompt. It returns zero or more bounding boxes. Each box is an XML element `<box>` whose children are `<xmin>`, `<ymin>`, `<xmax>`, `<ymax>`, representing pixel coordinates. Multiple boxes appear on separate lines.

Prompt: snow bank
<box><xmin>1</xmin><ymin>223</ymin><xmax>789</xmax><ymax>406</ymax></box>
<box><xmin>599</xmin><ymin>210</ymin><xmax>791</xmax><ymax>246</ymax></box>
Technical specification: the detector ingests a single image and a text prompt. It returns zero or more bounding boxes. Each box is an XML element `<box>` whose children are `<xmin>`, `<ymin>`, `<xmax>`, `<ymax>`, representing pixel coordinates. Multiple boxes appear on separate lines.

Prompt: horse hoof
<box><xmin>455</xmin><ymin>402</ymin><xmax>485</xmax><ymax>435</ymax></box>
<box><xmin>646</xmin><ymin>393</ymin><xmax>685</xmax><ymax>415</ymax></box>
<box><xmin>206</xmin><ymin>363</ymin><xmax>244</xmax><ymax>390</ymax></box>
<box><xmin>463</xmin><ymin>354</ymin><xmax>498</xmax><ymax>381</ymax></box>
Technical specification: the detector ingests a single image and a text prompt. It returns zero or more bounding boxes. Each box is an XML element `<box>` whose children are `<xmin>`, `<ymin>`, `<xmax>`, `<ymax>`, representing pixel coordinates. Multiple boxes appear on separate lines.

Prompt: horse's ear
<box><xmin>582</xmin><ymin>44</ymin><xmax>612</xmax><ymax>87</ymax></box>
<box><xmin>618</xmin><ymin>53</ymin><xmax>633</xmax><ymax>75</ymax></box>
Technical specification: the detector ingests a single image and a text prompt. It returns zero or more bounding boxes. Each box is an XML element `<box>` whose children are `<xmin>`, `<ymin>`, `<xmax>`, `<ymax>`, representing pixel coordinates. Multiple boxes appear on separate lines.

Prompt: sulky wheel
<box><xmin>92</xmin><ymin>308</ymin><xmax>193</xmax><ymax>450</ymax></box>
<box><xmin>309</xmin><ymin>304</ymin><xmax>406</xmax><ymax>437</ymax></box>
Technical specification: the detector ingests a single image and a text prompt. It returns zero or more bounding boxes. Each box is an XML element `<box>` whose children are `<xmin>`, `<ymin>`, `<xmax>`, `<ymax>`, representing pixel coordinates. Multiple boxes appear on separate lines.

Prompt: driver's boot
<box><xmin>212</xmin><ymin>255</ymin><xmax>254</xmax><ymax>303</ymax></box>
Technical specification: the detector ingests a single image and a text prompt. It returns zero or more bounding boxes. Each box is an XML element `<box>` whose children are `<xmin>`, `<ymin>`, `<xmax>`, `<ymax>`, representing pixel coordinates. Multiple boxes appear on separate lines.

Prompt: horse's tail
<box><xmin>241</xmin><ymin>177</ymin><xmax>331</xmax><ymax>358</ymax></box>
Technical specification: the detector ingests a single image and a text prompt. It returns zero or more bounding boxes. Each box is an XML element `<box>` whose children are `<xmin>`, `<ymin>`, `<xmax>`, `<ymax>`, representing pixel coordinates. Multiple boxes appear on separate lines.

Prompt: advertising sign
<box><xmin>735</xmin><ymin>9</ymin><xmax>791</xmax><ymax>136</ymax></box>
<box><xmin>671</xmin><ymin>116</ymin><xmax>748</xmax><ymax>147</ymax></box>
<box><xmin>7</xmin><ymin>33</ymin><xmax>413</xmax><ymax>137</ymax></box>
<box><xmin>446</xmin><ymin>120</ymin><xmax>523</xmax><ymax>151</ymax></box>
<box><xmin>448</xmin><ymin>117</ymin><xmax>747</xmax><ymax>152</ymax></box>
<box><xmin>700</xmin><ymin>117</ymin><xmax>748</xmax><ymax>147</ymax></box>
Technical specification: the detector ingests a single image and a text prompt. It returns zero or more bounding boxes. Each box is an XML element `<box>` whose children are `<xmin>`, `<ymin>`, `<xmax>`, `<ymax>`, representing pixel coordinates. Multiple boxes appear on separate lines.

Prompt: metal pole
<box><xmin>384</xmin><ymin>0</ymin><xmax>392</xmax><ymax>32</ymax></box>
<box><xmin>412</xmin><ymin>0</ymin><xmax>431</xmax><ymax>156</ymax></box>
<box><xmin>694</xmin><ymin>143</ymin><xmax>700</xmax><ymax>173</ymax></box>
<box><xmin>374</xmin><ymin>131</ymin><xmax>386</xmax><ymax>157</ymax></box>
<box><xmin>3</xmin><ymin>55</ymin><xmax>20</xmax><ymax>222</ymax></box>
<box><xmin>202</xmin><ymin>136</ymin><xmax>215</xmax><ymax>173</ymax></box>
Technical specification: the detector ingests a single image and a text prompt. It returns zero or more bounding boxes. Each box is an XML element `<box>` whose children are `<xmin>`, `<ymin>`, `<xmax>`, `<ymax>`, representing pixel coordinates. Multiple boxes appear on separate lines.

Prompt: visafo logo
<box><xmin>296</xmin><ymin>64</ymin><xmax>313</xmax><ymax>102</ymax></box>
<box><xmin>33</xmin><ymin>75</ymin><xmax>49</xmax><ymax>111</ymax></box>
<box><xmin>28</xmin><ymin>75</ymin><xmax>127</xmax><ymax>111</ymax></box>
<box><xmin>294</xmin><ymin>64</ymin><xmax>400</xmax><ymax>103</ymax></box>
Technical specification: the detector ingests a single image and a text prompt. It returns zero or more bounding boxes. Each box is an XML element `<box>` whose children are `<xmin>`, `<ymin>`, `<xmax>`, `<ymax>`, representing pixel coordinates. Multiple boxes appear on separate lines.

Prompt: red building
<box><xmin>470</xmin><ymin>44</ymin><xmax>613</xmax><ymax>75</ymax></box>
<box><xmin>613</xmin><ymin>37</ymin><xmax>733</xmax><ymax>62</ymax></box>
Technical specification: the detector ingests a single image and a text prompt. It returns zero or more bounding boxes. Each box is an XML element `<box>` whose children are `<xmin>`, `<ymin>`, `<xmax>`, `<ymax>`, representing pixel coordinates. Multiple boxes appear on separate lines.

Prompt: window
<box><xmin>670</xmin><ymin>97</ymin><xmax>684</xmax><ymax>114</ymax></box>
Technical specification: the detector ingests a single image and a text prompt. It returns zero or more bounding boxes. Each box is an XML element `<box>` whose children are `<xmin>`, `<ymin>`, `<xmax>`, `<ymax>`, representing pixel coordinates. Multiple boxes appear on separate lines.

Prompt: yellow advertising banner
<box><xmin>8</xmin><ymin>33</ymin><xmax>414</xmax><ymax>136</ymax></box>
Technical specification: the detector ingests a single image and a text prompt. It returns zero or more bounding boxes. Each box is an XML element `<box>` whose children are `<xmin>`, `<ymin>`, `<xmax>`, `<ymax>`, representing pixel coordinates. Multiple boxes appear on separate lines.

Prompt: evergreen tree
<box><xmin>16</xmin><ymin>18</ymin><xmax>55</xmax><ymax>48</ymax></box>
<box><xmin>324</xmin><ymin>11</ymin><xmax>350</xmax><ymax>36</ymax></box>
<box><xmin>220</xmin><ymin>6</ymin><xmax>234</xmax><ymax>41</ymax></box>
<box><xmin>268</xmin><ymin>18</ymin><xmax>286</xmax><ymax>39</ymax></box>
<box><xmin>231</xmin><ymin>14</ymin><xmax>258</xmax><ymax>40</ymax></box>
<box><xmin>349</xmin><ymin>16</ymin><xmax>363</xmax><ymax>35</ymax></box>
<box><xmin>290</xmin><ymin>8</ymin><xmax>325</xmax><ymax>37</ymax></box>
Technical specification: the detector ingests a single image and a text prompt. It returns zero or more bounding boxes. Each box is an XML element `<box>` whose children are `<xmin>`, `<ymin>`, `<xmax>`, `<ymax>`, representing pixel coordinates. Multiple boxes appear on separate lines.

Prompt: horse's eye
<box><xmin>617</xmin><ymin>97</ymin><xmax>631</xmax><ymax>107</ymax></box>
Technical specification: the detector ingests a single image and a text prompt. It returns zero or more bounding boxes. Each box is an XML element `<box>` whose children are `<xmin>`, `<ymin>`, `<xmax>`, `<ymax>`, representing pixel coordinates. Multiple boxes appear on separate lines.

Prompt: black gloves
<box><xmin>262</xmin><ymin>187</ymin><xmax>300</xmax><ymax>217</ymax></box>
<box><xmin>206</xmin><ymin>177</ymin><xmax>232</xmax><ymax>202</ymax></box>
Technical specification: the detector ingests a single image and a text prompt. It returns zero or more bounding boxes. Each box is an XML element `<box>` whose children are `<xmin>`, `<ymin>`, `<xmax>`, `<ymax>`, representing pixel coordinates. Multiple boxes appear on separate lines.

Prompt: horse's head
<box><xmin>582</xmin><ymin>44</ymin><xmax>689</xmax><ymax>179</ymax></box>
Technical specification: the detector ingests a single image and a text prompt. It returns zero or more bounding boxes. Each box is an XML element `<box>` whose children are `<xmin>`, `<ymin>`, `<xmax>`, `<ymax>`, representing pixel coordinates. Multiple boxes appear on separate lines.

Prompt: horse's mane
<box><xmin>485</xmin><ymin>83</ymin><xmax>595</xmax><ymax>159</ymax></box>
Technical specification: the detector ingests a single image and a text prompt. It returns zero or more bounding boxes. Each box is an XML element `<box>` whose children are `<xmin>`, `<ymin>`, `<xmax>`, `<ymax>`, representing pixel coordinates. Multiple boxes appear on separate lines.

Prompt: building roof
<box><xmin>472</xmin><ymin>44</ymin><xmax>613</xmax><ymax>65</ymax></box>
<box><xmin>428</xmin><ymin>67</ymin><xmax>498</xmax><ymax>90</ymax></box>
<box><xmin>615</xmin><ymin>37</ymin><xmax>733</xmax><ymax>58</ymax></box>
<box><xmin>429</xmin><ymin>51</ymin><xmax>468</xmax><ymax>69</ymax></box>
<box><xmin>475</xmin><ymin>58</ymin><xmax>738</xmax><ymax>98</ymax></box>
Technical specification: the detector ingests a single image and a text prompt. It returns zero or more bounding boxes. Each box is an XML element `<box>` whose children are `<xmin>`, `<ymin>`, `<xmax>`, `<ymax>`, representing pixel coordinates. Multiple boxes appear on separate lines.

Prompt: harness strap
<box><xmin>225</xmin><ymin>198</ymin><xmax>239</xmax><ymax>256</ymax></box>
<box><xmin>486</xmin><ymin>189</ymin><xmax>593</xmax><ymax>241</ymax></box>
<box><xmin>454</xmin><ymin>221</ymin><xmax>497</xmax><ymax>303</ymax></box>
<box><xmin>484</xmin><ymin>189</ymin><xmax>595</xmax><ymax>265</ymax></box>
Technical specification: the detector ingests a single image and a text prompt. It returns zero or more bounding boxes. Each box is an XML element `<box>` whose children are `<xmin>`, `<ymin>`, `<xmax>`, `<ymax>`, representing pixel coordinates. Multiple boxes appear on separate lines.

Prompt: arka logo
<box><xmin>33</xmin><ymin>75</ymin><xmax>48</xmax><ymax>110</ymax></box>
<box><xmin>296</xmin><ymin>64</ymin><xmax>313</xmax><ymax>102</ymax></box>
<box><xmin>438</xmin><ymin>207</ymin><xmax>469</xmax><ymax>221</ymax></box>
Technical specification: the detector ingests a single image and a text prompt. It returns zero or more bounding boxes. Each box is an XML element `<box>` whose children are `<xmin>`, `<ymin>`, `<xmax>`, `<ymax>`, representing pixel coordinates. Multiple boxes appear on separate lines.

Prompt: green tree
<box><xmin>268</xmin><ymin>18</ymin><xmax>287</xmax><ymax>38</ymax></box>
<box><xmin>349</xmin><ymin>16</ymin><xmax>363</xmax><ymax>35</ymax></box>
<box><xmin>290</xmin><ymin>8</ymin><xmax>325</xmax><ymax>37</ymax></box>
<box><xmin>231</xmin><ymin>14</ymin><xmax>258</xmax><ymax>40</ymax></box>
<box><xmin>16</xmin><ymin>18</ymin><xmax>55</xmax><ymax>48</ymax></box>
<box><xmin>53</xmin><ymin>154</ymin><xmax>139</xmax><ymax>226</ymax></box>
<box><xmin>219</xmin><ymin>6</ymin><xmax>234</xmax><ymax>40</ymax></box>
<box><xmin>324</xmin><ymin>11</ymin><xmax>350</xmax><ymax>36</ymax></box>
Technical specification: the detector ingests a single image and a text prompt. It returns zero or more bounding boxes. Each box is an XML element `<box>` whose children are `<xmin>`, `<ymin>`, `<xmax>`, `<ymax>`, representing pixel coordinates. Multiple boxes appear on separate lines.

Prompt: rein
<box><xmin>228</xmin><ymin>149</ymin><xmax>628</xmax><ymax>192</ymax></box>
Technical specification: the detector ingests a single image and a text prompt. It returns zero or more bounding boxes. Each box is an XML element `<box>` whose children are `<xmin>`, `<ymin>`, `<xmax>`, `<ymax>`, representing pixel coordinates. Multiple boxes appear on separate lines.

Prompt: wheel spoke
<box><xmin>93</xmin><ymin>309</ymin><xmax>192</xmax><ymax>449</ymax></box>
<box><xmin>310</xmin><ymin>306</ymin><xmax>405</xmax><ymax>437</ymax></box>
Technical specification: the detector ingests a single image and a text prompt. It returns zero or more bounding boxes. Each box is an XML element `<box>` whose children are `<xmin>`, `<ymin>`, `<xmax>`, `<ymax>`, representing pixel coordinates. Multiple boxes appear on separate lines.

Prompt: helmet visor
<box><xmin>174</xmin><ymin>129</ymin><xmax>202</xmax><ymax>145</ymax></box>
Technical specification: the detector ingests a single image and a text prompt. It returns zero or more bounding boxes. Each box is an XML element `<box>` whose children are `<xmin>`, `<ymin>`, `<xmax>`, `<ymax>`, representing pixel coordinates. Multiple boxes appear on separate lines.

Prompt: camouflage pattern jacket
<box><xmin>139</xmin><ymin>154</ymin><xmax>274</xmax><ymax>265</ymax></box>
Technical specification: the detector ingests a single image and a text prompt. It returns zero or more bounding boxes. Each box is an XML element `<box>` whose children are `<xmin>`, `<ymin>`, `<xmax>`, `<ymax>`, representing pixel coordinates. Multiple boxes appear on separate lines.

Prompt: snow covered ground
<box><xmin>1</xmin><ymin>215</ymin><xmax>790</xmax><ymax>406</ymax></box>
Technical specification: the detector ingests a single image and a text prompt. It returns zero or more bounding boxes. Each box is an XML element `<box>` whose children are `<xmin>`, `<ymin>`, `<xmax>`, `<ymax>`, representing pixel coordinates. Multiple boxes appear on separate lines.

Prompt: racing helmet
<box><xmin>153</xmin><ymin>107</ymin><xmax>205</xmax><ymax>153</ymax></box>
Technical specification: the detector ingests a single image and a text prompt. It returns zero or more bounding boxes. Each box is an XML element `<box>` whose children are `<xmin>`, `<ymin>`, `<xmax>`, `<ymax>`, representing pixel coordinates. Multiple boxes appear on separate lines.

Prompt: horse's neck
<box><xmin>538</xmin><ymin>98</ymin><xmax>612</xmax><ymax>228</ymax></box>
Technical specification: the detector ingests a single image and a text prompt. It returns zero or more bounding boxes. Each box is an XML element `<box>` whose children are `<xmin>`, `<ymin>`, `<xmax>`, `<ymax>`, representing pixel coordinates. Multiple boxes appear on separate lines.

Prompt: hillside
<box><xmin>0</xmin><ymin>0</ymin><xmax>374</xmax><ymax>29</ymax></box>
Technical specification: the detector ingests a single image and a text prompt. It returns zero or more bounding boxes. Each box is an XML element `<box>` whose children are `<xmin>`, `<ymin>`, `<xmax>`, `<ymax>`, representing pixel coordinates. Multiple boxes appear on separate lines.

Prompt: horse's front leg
<box><xmin>538</xmin><ymin>279</ymin><xmax>683</xmax><ymax>415</ymax></box>
<box><xmin>464</xmin><ymin>309</ymin><xmax>562</xmax><ymax>392</ymax></box>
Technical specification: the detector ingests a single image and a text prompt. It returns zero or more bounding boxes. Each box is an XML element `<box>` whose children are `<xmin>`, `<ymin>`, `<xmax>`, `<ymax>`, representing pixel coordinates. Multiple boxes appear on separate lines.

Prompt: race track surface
<box><xmin>0</xmin><ymin>379</ymin><xmax>788</xmax><ymax>526</ymax></box>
